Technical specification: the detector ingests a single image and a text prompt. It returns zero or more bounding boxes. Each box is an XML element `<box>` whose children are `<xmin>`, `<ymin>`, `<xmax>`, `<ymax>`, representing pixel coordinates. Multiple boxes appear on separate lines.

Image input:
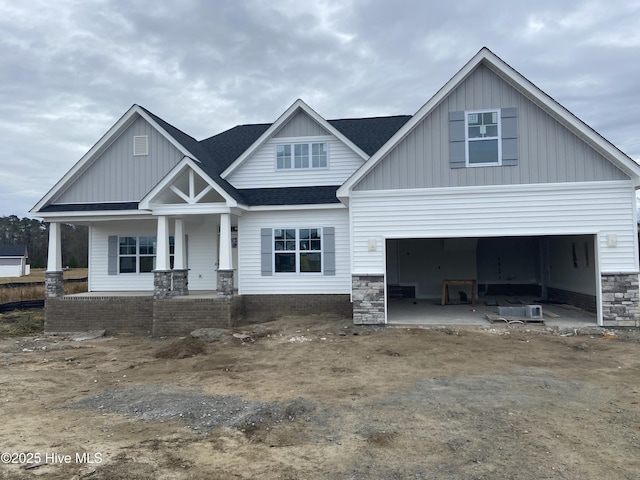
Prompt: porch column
<box><xmin>217</xmin><ymin>213</ymin><xmax>234</xmax><ymax>296</ymax></box>
<box><xmin>171</xmin><ymin>218</ymin><xmax>189</xmax><ymax>296</ymax></box>
<box><xmin>153</xmin><ymin>215</ymin><xmax>172</xmax><ymax>299</ymax></box>
<box><xmin>45</xmin><ymin>222</ymin><xmax>64</xmax><ymax>298</ymax></box>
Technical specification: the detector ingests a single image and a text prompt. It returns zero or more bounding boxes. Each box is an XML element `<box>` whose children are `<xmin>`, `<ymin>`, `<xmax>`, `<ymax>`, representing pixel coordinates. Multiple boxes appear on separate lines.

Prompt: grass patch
<box><xmin>0</xmin><ymin>268</ymin><xmax>88</xmax><ymax>285</ymax></box>
<box><xmin>0</xmin><ymin>308</ymin><xmax>44</xmax><ymax>336</ymax></box>
<box><xmin>0</xmin><ymin>281</ymin><xmax>87</xmax><ymax>303</ymax></box>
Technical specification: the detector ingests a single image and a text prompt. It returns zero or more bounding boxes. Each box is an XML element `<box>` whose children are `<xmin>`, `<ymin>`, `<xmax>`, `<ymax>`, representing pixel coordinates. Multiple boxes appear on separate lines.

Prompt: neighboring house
<box><xmin>32</xmin><ymin>48</ymin><xmax>640</xmax><ymax>334</ymax></box>
<box><xmin>0</xmin><ymin>245</ymin><xmax>30</xmax><ymax>277</ymax></box>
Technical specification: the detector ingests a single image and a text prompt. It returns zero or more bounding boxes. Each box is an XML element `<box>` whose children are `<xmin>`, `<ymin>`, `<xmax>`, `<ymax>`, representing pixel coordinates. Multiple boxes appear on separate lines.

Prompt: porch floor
<box><xmin>387</xmin><ymin>296</ymin><xmax>598</xmax><ymax>329</ymax></box>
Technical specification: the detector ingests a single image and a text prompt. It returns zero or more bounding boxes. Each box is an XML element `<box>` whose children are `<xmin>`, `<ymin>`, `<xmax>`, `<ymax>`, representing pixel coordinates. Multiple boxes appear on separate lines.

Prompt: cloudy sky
<box><xmin>1</xmin><ymin>0</ymin><xmax>639</xmax><ymax>217</ymax></box>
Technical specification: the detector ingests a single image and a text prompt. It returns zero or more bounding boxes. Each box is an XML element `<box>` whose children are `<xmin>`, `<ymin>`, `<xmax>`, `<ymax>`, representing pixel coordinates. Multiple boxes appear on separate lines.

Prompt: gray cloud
<box><xmin>1</xmin><ymin>0</ymin><xmax>639</xmax><ymax>216</ymax></box>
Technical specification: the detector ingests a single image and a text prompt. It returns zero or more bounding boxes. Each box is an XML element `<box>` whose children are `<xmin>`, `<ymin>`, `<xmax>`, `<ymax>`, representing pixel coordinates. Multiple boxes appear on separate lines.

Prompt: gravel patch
<box><xmin>68</xmin><ymin>384</ymin><xmax>316</xmax><ymax>432</ymax></box>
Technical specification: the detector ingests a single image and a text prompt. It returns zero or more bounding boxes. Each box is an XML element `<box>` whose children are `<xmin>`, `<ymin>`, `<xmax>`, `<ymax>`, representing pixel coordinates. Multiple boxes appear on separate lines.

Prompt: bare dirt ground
<box><xmin>1</xmin><ymin>309</ymin><xmax>640</xmax><ymax>480</ymax></box>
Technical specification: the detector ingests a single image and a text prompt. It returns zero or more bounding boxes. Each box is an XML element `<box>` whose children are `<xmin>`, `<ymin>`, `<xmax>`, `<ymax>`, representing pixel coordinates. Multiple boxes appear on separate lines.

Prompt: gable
<box><xmin>354</xmin><ymin>63</ymin><xmax>630</xmax><ymax>192</ymax></box>
<box><xmin>52</xmin><ymin>116</ymin><xmax>184</xmax><ymax>204</ymax></box>
<box><xmin>274</xmin><ymin>110</ymin><xmax>329</xmax><ymax>137</ymax></box>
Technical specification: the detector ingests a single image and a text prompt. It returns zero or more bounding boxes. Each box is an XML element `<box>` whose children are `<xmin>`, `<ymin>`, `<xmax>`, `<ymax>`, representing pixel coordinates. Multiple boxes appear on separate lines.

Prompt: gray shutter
<box><xmin>449</xmin><ymin>111</ymin><xmax>466</xmax><ymax>168</ymax></box>
<box><xmin>108</xmin><ymin>236</ymin><xmax>118</xmax><ymax>275</ymax></box>
<box><xmin>323</xmin><ymin>227</ymin><xmax>336</xmax><ymax>276</ymax></box>
<box><xmin>501</xmin><ymin>107</ymin><xmax>518</xmax><ymax>166</ymax></box>
<box><xmin>260</xmin><ymin>228</ymin><xmax>272</xmax><ymax>276</ymax></box>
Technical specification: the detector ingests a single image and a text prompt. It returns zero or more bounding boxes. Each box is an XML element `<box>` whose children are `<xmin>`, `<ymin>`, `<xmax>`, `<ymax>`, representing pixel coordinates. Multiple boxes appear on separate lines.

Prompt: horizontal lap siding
<box><xmin>90</xmin><ymin>221</ymin><xmax>157</xmax><ymax>291</ymax></box>
<box><xmin>89</xmin><ymin>219</ymin><xmax>218</xmax><ymax>292</ymax></box>
<box><xmin>351</xmin><ymin>181</ymin><xmax>638</xmax><ymax>275</ymax></box>
<box><xmin>238</xmin><ymin>209</ymin><xmax>350</xmax><ymax>294</ymax></box>
<box><xmin>228</xmin><ymin>135</ymin><xmax>364</xmax><ymax>188</ymax></box>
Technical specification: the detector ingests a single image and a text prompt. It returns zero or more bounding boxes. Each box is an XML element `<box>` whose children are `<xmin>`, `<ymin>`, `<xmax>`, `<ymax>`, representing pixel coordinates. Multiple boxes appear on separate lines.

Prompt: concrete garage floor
<box><xmin>387</xmin><ymin>297</ymin><xmax>598</xmax><ymax>329</ymax></box>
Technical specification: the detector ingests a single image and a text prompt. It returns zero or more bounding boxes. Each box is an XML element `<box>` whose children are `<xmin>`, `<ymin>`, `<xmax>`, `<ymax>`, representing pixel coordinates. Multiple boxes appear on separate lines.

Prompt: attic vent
<box><xmin>133</xmin><ymin>136</ymin><xmax>148</xmax><ymax>156</ymax></box>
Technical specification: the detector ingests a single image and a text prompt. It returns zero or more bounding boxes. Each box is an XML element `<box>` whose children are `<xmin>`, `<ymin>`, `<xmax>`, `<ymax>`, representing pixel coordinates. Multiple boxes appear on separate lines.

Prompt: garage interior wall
<box><xmin>386</xmin><ymin>235</ymin><xmax>596</xmax><ymax>310</ymax></box>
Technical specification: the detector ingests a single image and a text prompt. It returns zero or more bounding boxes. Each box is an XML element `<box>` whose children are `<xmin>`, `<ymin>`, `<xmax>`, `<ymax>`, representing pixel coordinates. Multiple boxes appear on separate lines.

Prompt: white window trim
<box><xmin>133</xmin><ymin>135</ymin><xmax>149</xmax><ymax>156</ymax></box>
<box><xmin>274</xmin><ymin>142</ymin><xmax>329</xmax><ymax>171</ymax></box>
<box><xmin>465</xmin><ymin>109</ymin><xmax>502</xmax><ymax>167</ymax></box>
<box><xmin>273</xmin><ymin>227</ymin><xmax>323</xmax><ymax>275</ymax></box>
<box><xmin>118</xmin><ymin>235</ymin><xmax>174</xmax><ymax>274</ymax></box>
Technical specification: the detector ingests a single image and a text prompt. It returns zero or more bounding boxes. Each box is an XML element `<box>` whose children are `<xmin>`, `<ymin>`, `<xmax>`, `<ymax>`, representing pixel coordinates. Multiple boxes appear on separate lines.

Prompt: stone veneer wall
<box><xmin>546</xmin><ymin>287</ymin><xmax>597</xmax><ymax>313</ymax></box>
<box><xmin>45</xmin><ymin>271</ymin><xmax>64</xmax><ymax>298</ymax></box>
<box><xmin>352</xmin><ymin>275</ymin><xmax>385</xmax><ymax>325</ymax></box>
<box><xmin>45</xmin><ymin>296</ymin><xmax>154</xmax><ymax>335</ymax></box>
<box><xmin>217</xmin><ymin>270</ymin><xmax>234</xmax><ymax>296</ymax></box>
<box><xmin>601</xmin><ymin>273</ymin><xmax>640</xmax><ymax>327</ymax></box>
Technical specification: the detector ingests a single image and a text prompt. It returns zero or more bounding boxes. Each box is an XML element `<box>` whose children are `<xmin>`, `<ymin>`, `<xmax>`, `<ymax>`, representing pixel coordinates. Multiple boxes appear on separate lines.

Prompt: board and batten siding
<box><xmin>55</xmin><ymin>116</ymin><xmax>183</xmax><ymax>203</ymax></box>
<box><xmin>237</xmin><ymin>209</ymin><xmax>350</xmax><ymax>294</ymax></box>
<box><xmin>227</xmin><ymin>135</ymin><xmax>365</xmax><ymax>188</ymax></box>
<box><xmin>350</xmin><ymin>181</ymin><xmax>639</xmax><ymax>276</ymax></box>
<box><xmin>355</xmin><ymin>64</ymin><xmax>629</xmax><ymax>191</ymax></box>
<box><xmin>89</xmin><ymin>218</ymin><xmax>218</xmax><ymax>292</ymax></box>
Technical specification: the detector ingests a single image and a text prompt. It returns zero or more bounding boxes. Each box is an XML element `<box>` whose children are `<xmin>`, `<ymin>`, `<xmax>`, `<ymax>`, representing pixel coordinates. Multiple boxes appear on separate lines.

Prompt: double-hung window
<box><xmin>273</xmin><ymin>228</ymin><xmax>322</xmax><ymax>273</ymax></box>
<box><xmin>117</xmin><ymin>236</ymin><xmax>175</xmax><ymax>273</ymax></box>
<box><xmin>276</xmin><ymin>142</ymin><xmax>328</xmax><ymax>170</ymax></box>
<box><xmin>466</xmin><ymin>109</ymin><xmax>501</xmax><ymax>166</ymax></box>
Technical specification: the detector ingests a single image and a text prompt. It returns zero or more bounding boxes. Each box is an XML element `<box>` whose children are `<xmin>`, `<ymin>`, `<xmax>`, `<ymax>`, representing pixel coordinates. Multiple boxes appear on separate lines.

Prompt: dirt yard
<box><xmin>1</xmin><ymin>309</ymin><xmax>639</xmax><ymax>479</ymax></box>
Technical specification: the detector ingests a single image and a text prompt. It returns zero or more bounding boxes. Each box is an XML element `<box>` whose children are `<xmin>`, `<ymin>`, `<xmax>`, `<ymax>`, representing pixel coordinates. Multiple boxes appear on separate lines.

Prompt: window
<box><xmin>466</xmin><ymin>110</ymin><xmax>501</xmax><ymax>166</ymax></box>
<box><xmin>117</xmin><ymin>236</ymin><xmax>175</xmax><ymax>273</ymax></box>
<box><xmin>276</xmin><ymin>142</ymin><xmax>327</xmax><ymax>170</ymax></box>
<box><xmin>273</xmin><ymin>228</ymin><xmax>322</xmax><ymax>273</ymax></box>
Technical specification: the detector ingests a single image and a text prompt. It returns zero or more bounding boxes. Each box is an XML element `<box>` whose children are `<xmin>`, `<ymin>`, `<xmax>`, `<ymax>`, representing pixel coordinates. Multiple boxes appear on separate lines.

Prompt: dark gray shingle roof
<box><xmin>237</xmin><ymin>186</ymin><xmax>342</xmax><ymax>206</ymax></box>
<box><xmin>0</xmin><ymin>245</ymin><xmax>27</xmax><ymax>257</ymax></box>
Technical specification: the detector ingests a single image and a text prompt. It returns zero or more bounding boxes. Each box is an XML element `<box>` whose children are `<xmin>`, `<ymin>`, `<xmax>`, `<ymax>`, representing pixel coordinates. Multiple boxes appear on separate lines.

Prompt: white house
<box><xmin>32</xmin><ymin>48</ymin><xmax>640</xmax><ymax>334</ymax></box>
<box><xmin>0</xmin><ymin>245</ymin><xmax>30</xmax><ymax>278</ymax></box>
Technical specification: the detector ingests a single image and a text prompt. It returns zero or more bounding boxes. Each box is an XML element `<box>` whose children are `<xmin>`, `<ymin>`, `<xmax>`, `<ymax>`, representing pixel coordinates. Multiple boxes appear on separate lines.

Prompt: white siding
<box><xmin>227</xmin><ymin>135</ymin><xmax>364</xmax><ymax>188</ymax></box>
<box><xmin>89</xmin><ymin>218</ymin><xmax>218</xmax><ymax>291</ymax></box>
<box><xmin>238</xmin><ymin>208</ymin><xmax>351</xmax><ymax>294</ymax></box>
<box><xmin>90</xmin><ymin>220</ymin><xmax>158</xmax><ymax>291</ymax></box>
<box><xmin>350</xmin><ymin>181</ymin><xmax>639</xmax><ymax>276</ymax></box>
<box><xmin>0</xmin><ymin>265</ymin><xmax>23</xmax><ymax>277</ymax></box>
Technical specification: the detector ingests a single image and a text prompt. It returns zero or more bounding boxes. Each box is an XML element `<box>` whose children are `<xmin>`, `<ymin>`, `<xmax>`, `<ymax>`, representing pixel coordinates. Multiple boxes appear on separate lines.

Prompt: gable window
<box><xmin>466</xmin><ymin>110</ymin><xmax>501</xmax><ymax>166</ymax></box>
<box><xmin>276</xmin><ymin>142</ymin><xmax>328</xmax><ymax>170</ymax></box>
<box><xmin>117</xmin><ymin>236</ymin><xmax>174</xmax><ymax>273</ymax></box>
<box><xmin>273</xmin><ymin>228</ymin><xmax>322</xmax><ymax>273</ymax></box>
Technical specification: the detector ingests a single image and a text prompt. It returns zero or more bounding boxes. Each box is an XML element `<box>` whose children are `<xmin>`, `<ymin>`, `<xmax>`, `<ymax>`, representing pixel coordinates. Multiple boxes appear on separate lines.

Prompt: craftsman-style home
<box><xmin>32</xmin><ymin>48</ymin><xmax>640</xmax><ymax>334</ymax></box>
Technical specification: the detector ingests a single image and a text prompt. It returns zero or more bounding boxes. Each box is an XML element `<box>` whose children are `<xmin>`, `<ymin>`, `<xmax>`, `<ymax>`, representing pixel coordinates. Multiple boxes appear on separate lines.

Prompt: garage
<box><xmin>385</xmin><ymin>235</ymin><xmax>598</xmax><ymax>324</ymax></box>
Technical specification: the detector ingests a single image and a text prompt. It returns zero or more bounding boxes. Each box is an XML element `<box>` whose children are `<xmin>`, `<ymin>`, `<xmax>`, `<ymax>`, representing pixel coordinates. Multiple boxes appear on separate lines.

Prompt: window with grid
<box><xmin>466</xmin><ymin>110</ymin><xmax>501</xmax><ymax>166</ymax></box>
<box><xmin>275</xmin><ymin>142</ymin><xmax>327</xmax><ymax>170</ymax></box>
<box><xmin>273</xmin><ymin>228</ymin><xmax>322</xmax><ymax>273</ymax></box>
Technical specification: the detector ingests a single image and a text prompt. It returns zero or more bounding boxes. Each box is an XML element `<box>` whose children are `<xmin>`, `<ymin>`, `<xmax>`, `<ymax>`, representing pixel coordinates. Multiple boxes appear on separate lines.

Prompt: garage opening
<box><xmin>385</xmin><ymin>235</ymin><xmax>598</xmax><ymax>325</ymax></box>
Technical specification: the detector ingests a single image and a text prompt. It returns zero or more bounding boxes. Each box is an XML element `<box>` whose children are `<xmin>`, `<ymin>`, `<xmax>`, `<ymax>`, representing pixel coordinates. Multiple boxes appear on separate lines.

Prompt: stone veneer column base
<box><xmin>153</xmin><ymin>270</ymin><xmax>172</xmax><ymax>299</ymax></box>
<box><xmin>601</xmin><ymin>273</ymin><xmax>640</xmax><ymax>327</ymax></box>
<box><xmin>45</xmin><ymin>271</ymin><xmax>64</xmax><ymax>298</ymax></box>
<box><xmin>217</xmin><ymin>269</ymin><xmax>234</xmax><ymax>296</ymax></box>
<box><xmin>352</xmin><ymin>274</ymin><xmax>385</xmax><ymax>325</ymax></box>
<box><xmin>171</xmin><ymin>269</ymin><xmax>189</xmax><ymax>296</ymax></box>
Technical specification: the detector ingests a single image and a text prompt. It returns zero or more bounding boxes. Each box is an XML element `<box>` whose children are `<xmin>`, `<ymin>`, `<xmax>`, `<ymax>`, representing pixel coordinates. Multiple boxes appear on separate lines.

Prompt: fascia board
<box><xmin>31</xmin><ymin>105</ymin><xmax>206</xmax><ymax>214</ymax></box>
<box><xmin>337</xmin><ymin>49</ymin><xmax>487</xmax><ymax>199</ymax></box>
<box><xmin>338</xmin><ymin>47</ymin><xmax>640</xmax><ymax>197</ymax></box>
<box><xmin>480</xmin><ymin>51</ymin><xmax>640</xmax><ymax>180</ymax></box>
<box><xmin>136</xmin><ymin>109</ymin><xmax>202</xmax><ymax>163</ymax></box>
<box><xmin>31</xmin><ymin>105</ymin><xmax>142</xmax><ymax>213</ymax></box>
<box><xmin>220</xmin><ymin>99</ymin><xmax>369</xmax><ymax>179</ymax></box>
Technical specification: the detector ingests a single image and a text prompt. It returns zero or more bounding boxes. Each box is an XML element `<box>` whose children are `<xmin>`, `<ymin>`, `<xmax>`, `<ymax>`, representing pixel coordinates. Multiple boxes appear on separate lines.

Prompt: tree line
<box><xmin>0</xmin><ymin>216</ymin><xmax>88</xmax><ymax>268</ymax></box>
